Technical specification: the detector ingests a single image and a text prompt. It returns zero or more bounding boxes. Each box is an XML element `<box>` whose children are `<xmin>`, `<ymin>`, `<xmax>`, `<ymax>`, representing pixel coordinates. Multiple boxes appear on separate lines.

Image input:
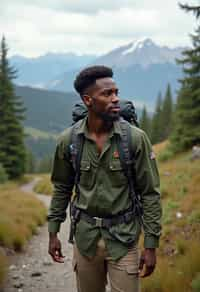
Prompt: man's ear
<box><xmin>83</xmin><ymin>94</ymin><xmax>92</xmax><ymax>107</ymax></box>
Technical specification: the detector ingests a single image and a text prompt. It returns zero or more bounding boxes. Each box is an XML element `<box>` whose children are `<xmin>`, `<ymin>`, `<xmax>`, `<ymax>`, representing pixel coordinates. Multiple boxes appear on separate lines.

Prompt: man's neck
<box><xmin>87</xmin><ymin>114</ymin><xmax>113</xmax><ymax>136</ymax></box>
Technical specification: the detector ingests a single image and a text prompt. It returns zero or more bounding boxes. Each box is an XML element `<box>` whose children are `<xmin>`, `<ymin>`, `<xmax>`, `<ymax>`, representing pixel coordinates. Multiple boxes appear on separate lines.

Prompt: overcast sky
<box><xmin>0</xmin><ymin>0</ymin><xmax>199</xmax><ymax>57</ymax></box>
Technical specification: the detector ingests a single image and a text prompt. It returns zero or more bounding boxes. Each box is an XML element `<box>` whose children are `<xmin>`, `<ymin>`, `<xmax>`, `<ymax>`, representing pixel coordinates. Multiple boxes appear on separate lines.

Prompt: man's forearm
<box><xmin>48</xmin><ymin>183</ymin><xmax>73</xmax><ymax>233</ymax></box>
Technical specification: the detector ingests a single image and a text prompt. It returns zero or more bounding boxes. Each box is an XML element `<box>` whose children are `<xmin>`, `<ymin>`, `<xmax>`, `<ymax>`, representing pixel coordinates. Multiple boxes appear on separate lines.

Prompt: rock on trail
<box><xmin>3</xmin><ymin>178</ymin><xmax>77</xmax><ymax>292</ymax></box>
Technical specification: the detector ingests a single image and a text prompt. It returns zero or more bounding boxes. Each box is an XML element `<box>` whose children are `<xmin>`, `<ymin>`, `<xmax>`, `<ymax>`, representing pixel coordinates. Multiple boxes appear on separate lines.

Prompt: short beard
<box><xmin>96</xmin><ymin>111</ymin><xmax>120</xmax><ymax>122</ymax></box>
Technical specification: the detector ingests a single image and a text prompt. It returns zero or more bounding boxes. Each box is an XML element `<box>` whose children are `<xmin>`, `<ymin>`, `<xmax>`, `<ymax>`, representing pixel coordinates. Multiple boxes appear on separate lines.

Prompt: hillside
<box><xmin>15</xmin><ymin>85</ymin><xmax>79</xmax><ymax>133</ymax></box>
<box><xmin>141</xmin><ymin>144</ymin><xmax>200</xmax><ymax>291</ymax></box>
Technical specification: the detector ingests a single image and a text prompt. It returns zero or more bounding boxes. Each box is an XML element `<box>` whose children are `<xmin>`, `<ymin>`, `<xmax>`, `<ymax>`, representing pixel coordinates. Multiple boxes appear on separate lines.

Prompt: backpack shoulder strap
<box><xmin>117</xmin><ymin>118</ymin><xmax>143</xmax><ymax>217</ymax></box>
<box><xmin>69</xmin><ymin>119</ymin><xmax>85</xmax><ymax>200</ymax></box>
<box><xmin>117</xmin><ymin>118</ymin><xmax>134</xmax><ymax>174</ymax></box>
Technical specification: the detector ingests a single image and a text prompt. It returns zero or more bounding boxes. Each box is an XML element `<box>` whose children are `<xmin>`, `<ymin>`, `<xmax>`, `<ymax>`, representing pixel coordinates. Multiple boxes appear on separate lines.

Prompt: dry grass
<box><xmin>0</xmin><ymin>182</ymin><xmax>46</xmax><ymax>287</ymax></box>
<box><xmin>0</xmin><ymin>181</ymin><xmax>47</xmax><ymax>285</ymax></box>
<box><xmin>153</xmin><ymin>140</ymin><xmax>169</xmax><ymax>156</ymax></box>
<box><xmin>142</xmin><ymin>241</ymin><xmax>200</xmax><ymax>292</ymax></box>
<box><xmin>33</xmin><ymin>174</ymin><xmax>53</xmax><ymax>195</ymax></box>
<box><xmin>0</xmin><ymin>183</ymin><xmax>47</xmax><ymax>251</ymax></box>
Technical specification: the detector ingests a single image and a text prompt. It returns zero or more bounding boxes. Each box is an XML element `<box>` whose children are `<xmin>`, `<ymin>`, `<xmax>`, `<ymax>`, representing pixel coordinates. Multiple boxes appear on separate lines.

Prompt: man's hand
<box><xmin>48</xmin><ymin>233</ymin><xmax>65</xmax><ymax>263</ymax></box>
<box><xmin>139</xmin><ymin>248</ymin><xmax>156</xmax><ymax>278</ymax></box>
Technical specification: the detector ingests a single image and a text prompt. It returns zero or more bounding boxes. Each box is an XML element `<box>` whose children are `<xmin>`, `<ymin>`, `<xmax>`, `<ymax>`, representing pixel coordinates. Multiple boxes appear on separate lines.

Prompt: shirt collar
<box><xmin>76</xmin><ymin>116</ymin><xmax>122</xmax><ymax>137</ymax></box>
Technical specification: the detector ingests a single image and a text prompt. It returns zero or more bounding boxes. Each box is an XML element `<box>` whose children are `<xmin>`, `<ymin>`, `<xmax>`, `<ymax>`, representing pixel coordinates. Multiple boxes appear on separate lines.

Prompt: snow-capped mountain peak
<box><xmin>93</xmin><ymin>38</ymin><xmax>186</xmax><ymax>69</ymax></box>
<box><xmin>122</xmin><ymin>38</ymin><xmax>153</xmax><ymax>55</ymax></box>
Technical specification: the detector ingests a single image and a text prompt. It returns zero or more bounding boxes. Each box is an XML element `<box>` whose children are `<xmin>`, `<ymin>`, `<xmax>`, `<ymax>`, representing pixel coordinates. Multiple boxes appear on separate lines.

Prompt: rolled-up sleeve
<box><xmin>48</xmin><ymin>131</ymin><xmax>75</xmax><ymax>233</ymax></box>
<box><xmin>133</xmin><ymin>129</ymin><xmax>162</xmax><ymax>248</ymax></box>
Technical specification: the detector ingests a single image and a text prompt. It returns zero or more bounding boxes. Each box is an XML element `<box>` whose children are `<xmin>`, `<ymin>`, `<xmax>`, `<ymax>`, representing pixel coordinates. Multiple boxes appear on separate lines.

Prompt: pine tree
<box><xmin>151</xmin><ymin>92</ymin><xmax>163</xmax><ymax>144</ymax></box>
<box><xmin>139</xmin><ymin>106</ymin><xmax>151</xmax><ymax>139</ymax></box>
<box><xmin>160</xmin><ymin>84</ymin><xmax>174</xmax><ymax>141</ymax></box>
<box><xmin>170</xmin><ymin>6</ymin><xmax>200</xmax><ymax>152</ymax></box>
<box><xmin>25</xmin><ymin>150</ymin><xmax>36</xmax><ymax>174</ymax></box>
<box><xmin>0</xmin><ymin>36</ymin><xmax>27</xmax><ymax>178</ymax></box>
<box><xmin>179</xmin><ymin>3</ymin><xmax>200</xmax><ymax>19</ymax></box>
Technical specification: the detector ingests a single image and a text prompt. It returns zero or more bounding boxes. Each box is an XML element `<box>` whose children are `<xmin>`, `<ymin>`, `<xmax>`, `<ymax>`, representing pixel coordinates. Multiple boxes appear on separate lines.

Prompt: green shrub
<box><xmin>158</xmin><ymin>148</ymin><xmax>174</xmax><ymax>162</ymax></box>
<box><xmin>0</xmin><ymin>164</ymin><xmax>8</xmax><ymax>184</ymax></box>
<box><xmin>188</xmin><ymin>210</ymin><xmax>200</xmax><ymax>224</ymax></box>
<box><xmin>175</xmin><ymin>239</ymin><xmax>187</xmax><ymax>255</ymax></box>
<box><xmin>192</xmin><ymin>273</ymin><xmax>200</xmax><ymax>292</ymax></box>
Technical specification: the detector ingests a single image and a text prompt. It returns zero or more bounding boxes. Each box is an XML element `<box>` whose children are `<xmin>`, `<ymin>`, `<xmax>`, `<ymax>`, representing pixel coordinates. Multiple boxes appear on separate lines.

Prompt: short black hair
<box><xmin>74</xmin><ymin>65</ymin><xmax>113</xmax><ymax>96</ymax></box>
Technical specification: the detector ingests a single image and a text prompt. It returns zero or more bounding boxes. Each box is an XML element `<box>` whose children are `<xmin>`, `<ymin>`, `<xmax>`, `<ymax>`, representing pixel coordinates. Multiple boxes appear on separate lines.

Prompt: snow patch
<box><xmin>122</xmin><ymin>38</ymin><xmax>153</xmax><ymax>55</ymax></box>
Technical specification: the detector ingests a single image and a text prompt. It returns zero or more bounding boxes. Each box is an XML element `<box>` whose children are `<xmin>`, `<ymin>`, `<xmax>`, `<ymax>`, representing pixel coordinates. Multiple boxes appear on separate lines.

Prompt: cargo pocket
<box><xmin>126</xmin><ymin>265</ymin><xmax>139</xmax><ymax>275</ymax></box>
<box><xmin>79</xmin><ymin>160</ymin><xmax>94</xmax><ymax>188</ymax></box>
<box><xmin>109</xmin><ymin>159</ymin><xmax>127</xmax><ymax>187</ymax></box>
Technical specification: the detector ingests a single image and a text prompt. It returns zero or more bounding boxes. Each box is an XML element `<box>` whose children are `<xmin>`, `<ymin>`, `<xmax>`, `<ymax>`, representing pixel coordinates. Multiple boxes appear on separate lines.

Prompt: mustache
<box><xmin>109</xmin><ymin>104</ymin><xmax>120</xmax><ymax>110</ymax></box>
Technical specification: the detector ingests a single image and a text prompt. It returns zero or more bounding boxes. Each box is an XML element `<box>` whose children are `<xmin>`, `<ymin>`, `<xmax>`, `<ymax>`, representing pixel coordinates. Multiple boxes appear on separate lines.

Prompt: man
<box><xmin>48</xmin><ymin>65</ymin><xmax>162</xmax><ymax>292</ymax></box>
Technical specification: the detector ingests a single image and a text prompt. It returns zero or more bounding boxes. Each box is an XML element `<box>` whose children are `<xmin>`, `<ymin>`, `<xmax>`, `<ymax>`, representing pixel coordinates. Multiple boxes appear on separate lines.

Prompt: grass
<box><xmin>0</xmin><ymin>183</ymin><xmax>47</xmax><ymax>250</ymax></box>
<box><xmin>191</xmin><ymin>273</ymin><xmax>200</xmax><ymax>292</ymax></box>
<box><xmin>141</xmin><ymin>141</ymin><xmax>200</xmax><ymax>292</ymax></box>
<box><xmin>33</xmin><ymin>174</ymin><xmax>53</xmax><ymax>195</ymax></box>
<box><xmin>142</xmin><ymin>241</ymin><xmax>200</xmax><ymax>292</ymax></box>
<box><xmin>0</xmin><ymin>180</ymin><xmax>47</xmax><ymax>285</ymax></box>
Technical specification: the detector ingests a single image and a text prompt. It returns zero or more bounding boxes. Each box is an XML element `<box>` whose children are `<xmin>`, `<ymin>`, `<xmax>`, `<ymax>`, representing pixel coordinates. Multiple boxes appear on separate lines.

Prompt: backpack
<box><xmin>68</xmin><ymin>100</ymin><xmax>143</xmax><ymax>244</ymax></box>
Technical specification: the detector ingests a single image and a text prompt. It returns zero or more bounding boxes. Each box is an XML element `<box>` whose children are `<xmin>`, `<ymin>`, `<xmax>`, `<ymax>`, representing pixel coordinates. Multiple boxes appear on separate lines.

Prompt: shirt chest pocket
<box><xmin>79</xmin><ymin>160</ymin><xmax>94</xmax><ymax>189</ymax></box>
<box><xmin>109</xmin><ymin>159</ymin><xmax>127</xmax><ymax>187</ymax></box>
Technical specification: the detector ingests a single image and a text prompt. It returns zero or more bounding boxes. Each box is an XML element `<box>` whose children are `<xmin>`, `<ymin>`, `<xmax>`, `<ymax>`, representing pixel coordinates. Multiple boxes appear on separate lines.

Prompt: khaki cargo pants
<box><xmin>73</xmin><ymin>239</ymin><xmax>140</xmax><ymax>292</ymax></box>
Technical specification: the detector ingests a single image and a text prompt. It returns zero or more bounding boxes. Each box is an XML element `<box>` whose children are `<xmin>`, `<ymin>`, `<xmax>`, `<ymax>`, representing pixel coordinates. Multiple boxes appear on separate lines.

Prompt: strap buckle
<box><xmin>93</xmin><ymin>217</ymin><xmax>103</xmax><ymax>227</ymax></box>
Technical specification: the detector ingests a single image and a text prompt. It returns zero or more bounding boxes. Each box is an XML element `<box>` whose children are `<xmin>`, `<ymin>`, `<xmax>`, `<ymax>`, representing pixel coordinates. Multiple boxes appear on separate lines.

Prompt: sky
<box><xmin>0</xmin><ymin>0</ymin><xmax>199</xmax><ymax>57</ymax></box>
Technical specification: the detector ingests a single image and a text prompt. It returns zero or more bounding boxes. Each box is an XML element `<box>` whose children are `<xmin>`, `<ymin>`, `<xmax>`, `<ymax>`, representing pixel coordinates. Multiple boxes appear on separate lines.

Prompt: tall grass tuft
<box><xmin>0</xmin><ymin>184</ymin><xmax>47</xmax><ymax>251</ymax></box>
<box><xmin>33</xmin><ymin>175</ymin><xmax>53</xmax><ymax>195</ymax></box>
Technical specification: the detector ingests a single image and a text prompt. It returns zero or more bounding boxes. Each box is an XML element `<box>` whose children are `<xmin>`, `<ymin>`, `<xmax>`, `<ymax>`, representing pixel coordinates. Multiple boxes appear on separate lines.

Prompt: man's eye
<box><xmin>104</xmin><ymin>90</ymin><xmax>112</xmax><ymax>96</ymax></box>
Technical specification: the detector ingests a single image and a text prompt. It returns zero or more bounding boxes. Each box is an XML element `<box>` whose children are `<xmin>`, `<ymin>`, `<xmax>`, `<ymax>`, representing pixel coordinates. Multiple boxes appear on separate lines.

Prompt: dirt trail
<box><xmin>3</xmin><ymin>178</ymin><xmax>77</xmax><ymax>292</ymax></box>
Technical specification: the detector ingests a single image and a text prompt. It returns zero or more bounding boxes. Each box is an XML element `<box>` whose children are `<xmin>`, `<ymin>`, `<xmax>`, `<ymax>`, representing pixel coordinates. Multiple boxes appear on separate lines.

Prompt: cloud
<box><xmin>0</xmin><ymin>0</ymin><xmax>197</xmax><ymax>57</ymax></box>
<box><xmin>0</xmin><ymin>0</ymin><xmax>136</xmax><ymax>15</ymax></box>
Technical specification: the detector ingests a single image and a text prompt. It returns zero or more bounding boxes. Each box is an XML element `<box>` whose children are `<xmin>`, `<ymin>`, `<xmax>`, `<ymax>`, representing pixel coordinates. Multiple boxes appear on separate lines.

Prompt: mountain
<box><xmin>12</xmin><ymin>39</ymin><xmax>186</xmax><ymax>108</ymax></box>
<box><xmin>92</xmin><ymin>38</ymin><xmax>185</xmax><ymax>68</ymax></box>
<box><xmin>46</xmin><ymin>39</ymin><xmax>185</xmax><ymax>108</ymax></box>
<box><xmin>15</xmin><ymin>85</ymin><xmax>79</xmax><ymax>133</ymax></box>
<box><xmin>10</xmin><ymin>53</ymin><xmax>96</xmax><ymax>88</ymax></box>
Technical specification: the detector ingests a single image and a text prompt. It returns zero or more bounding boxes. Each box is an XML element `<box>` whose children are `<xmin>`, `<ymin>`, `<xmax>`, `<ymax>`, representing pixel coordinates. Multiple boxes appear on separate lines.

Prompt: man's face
<box><xmin>84</xmin><ymin>77</ymin><xmax>120</xmax><ymax>122</ymax></box>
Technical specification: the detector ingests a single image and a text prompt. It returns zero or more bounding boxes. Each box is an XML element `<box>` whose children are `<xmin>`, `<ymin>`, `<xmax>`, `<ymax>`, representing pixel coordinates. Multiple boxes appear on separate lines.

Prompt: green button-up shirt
<box><xmin>48</xmin><ymin>117</ymin><xmax>162</xmax><ymax>260</ymax></box>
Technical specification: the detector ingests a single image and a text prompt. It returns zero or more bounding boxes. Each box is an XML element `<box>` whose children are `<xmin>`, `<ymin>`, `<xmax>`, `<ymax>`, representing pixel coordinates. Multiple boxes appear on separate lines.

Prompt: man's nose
<box><xmin>111</xmin><ymin>93</ymin><xmax>120</xmax><ymax>104</ymax></box>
